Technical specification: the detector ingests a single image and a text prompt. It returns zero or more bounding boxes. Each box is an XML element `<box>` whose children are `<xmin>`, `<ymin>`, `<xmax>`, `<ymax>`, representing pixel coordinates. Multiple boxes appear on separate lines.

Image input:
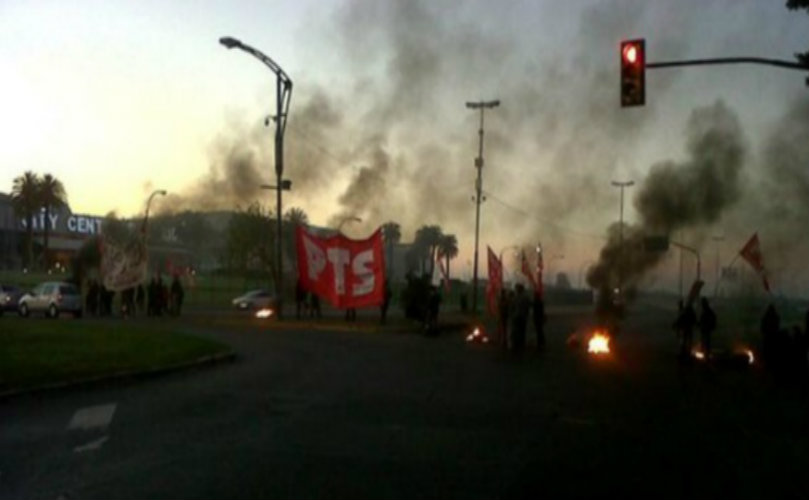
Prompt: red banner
<box><xmin>296</xmin><ymin>226</ymin><xmax>386</xmax><ymax>309</ymax></box>
<box><xmin>486</xmin><ymin>246</ymin><xmax>503</xmax><ymax>317</ymax></box>
<box><xmin>739</xmin><ymin>232</ymin><xmax>770</xmax><ymax>292</ymax></box>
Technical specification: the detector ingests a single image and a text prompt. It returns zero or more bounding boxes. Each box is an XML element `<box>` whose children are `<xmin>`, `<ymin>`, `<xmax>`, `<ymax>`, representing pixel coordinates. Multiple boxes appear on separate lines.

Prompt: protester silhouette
<box><xmin>380</xmin><ymin>281</ymin><xmax>392</xmax><ymax>325</ymax></box>
<box><xmin>699</xmin><ymin>297</ymin><xmax>717</xmax><ymax>359</ymax></box>
<box><xmin>170</xmin><ymin>275</ymin><xmax>184</xmax><ymax>316</ymax></box>
<box><xmin>533</xmin><ymin>293</ymin><xmax>546</xmax><ymax>351</ymax></box>
<box><xmin>509</xmin><ymin>284</ymin><xmax>531</xmax><ymax>353</ymax></box>
<box><xmin>674</xmin><ymin>300</ymin><xmax>697</xmax><ymax>360</ymax></box>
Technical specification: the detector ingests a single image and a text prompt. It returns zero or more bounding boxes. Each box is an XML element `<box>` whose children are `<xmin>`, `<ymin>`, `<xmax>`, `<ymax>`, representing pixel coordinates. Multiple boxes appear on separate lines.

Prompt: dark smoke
<box><xmin>587</xmin><ymin>100</ymin><xmax>748</xmax><ymax>308</ymax></box>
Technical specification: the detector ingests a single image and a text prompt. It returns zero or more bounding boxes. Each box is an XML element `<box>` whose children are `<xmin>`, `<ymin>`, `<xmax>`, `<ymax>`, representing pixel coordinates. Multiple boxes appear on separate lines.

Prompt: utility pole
<box><xmin>611</xmin><ymin>180</ymin><xmax>634</xmax><ymax>298</ymax></box>
<box><xmin>712</xmin><ymin>234</ymin><xmax>724</xmax><ymax>298</ymax></box>
<box><xmin>465</xmin><ymin>99</ymin><xmax>500</xmax><ymax>314</ymax></box>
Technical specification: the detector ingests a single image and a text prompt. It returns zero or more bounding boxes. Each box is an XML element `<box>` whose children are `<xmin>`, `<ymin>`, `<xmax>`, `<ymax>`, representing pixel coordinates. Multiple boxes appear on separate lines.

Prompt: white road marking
<box><xmin>67</xmin><ymin>403</ymin><xmax>117</xmax><ymax>431</ymax></box>
<box><xmin>73</xmin><ymin>435</ymin><xmax>109</xmax><ymax>453</ymax></box>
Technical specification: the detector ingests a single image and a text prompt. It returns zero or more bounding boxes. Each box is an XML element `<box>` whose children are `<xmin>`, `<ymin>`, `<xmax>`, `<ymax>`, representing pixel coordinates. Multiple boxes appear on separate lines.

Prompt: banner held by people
<box><xmin>296</xmin><ymin>225</ymin><xmax>386</xmax><ymax>309</ymax></box>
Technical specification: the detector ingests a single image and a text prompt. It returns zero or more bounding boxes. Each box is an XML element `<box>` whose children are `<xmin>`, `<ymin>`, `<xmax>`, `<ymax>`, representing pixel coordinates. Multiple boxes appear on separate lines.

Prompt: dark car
<box><xmin>0</xmin><ymin>284</ymin><xmax>24</xmax><ymax>315</ymax></box>
<box><xmin>18</xmin><ymin>281</ymin><xmax>83</xmax><ymax>318</ymax></box>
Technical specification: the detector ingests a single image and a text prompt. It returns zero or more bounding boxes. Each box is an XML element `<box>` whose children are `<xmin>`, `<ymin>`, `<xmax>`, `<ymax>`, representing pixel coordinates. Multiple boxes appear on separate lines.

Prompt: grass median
<box><xmin>0</xmin><ymin>317</ymin><xmax>231</xmax><ymax>393</ymax></box>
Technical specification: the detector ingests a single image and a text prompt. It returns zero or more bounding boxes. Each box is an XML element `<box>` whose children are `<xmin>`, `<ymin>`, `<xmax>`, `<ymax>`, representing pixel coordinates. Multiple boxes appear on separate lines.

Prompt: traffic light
<box><xmin>620</xmin><ymin>39</ymin><xmax>645</xmax><ymax>107</ymax></box>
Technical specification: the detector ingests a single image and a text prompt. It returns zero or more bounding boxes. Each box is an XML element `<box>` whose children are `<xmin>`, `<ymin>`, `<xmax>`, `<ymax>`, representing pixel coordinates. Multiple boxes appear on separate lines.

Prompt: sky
<box><xmin>1</xmin><ymin>0</ymin><xmax>808</xmax><ymax>294</ymax></box>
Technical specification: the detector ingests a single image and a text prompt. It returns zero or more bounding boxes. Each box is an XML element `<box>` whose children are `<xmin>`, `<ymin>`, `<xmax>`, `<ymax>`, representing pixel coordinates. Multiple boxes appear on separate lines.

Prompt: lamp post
<box><xmin>221</xmin><ymin>36</ymin><xmax>292</xmax><ymax>319</ymax></box>
<box><xmin>142</xmin><ymin>189</ymin><xmax>167</xmax><ymax>239</ymax></box>
<box><xmin>712</xmin><ymin>234</ymin><xmax>724</xmax><ymax>297</ymax></box>
<box><xmin>611</xmin><ymin>180</ymin><xmax>634</xmax><ymax>296</ymax></box>
<box><xmin>466</xmin><ymin>99</ymin><xmax>500</xmax><ymax>314</ymax></box>
<box><xmin>337</xmin><ymin>216</ymin><xmax>362</xmax><ymax>234</ymax></box>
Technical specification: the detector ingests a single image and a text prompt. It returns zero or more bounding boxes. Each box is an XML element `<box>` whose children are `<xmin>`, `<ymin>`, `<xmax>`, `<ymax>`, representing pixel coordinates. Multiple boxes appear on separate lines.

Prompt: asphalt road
<box><xmin>1</xmin><ymin>305</ymin><xmax>808</xmax><ymax>499</ymax></box>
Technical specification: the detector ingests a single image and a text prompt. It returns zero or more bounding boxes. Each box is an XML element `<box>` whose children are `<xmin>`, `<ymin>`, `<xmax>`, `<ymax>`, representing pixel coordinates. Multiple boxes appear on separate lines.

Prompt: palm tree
<box><xmin>284</xmin><ymin>207</ymin><xmax>309</xmax><ymax>227</ymax></box>
<box><xmin>38</xmin><ymin>173</ymin><xmax>68</xmax><ymax>269</ymax></box>
<box><xmin>381</xmin><ymin>221</ymin><xmax>401</xmax><ymax>279</ymax></box>
<box><xmin>437</xmin><ymin>233</ymin><xmax>458</xmax><ymax>282</ymax></box>
<box><xmin>414</xmin><ymin>225</ymin><xmax>443</xmax><ymax>276</ymax></box>
<box><xmin>10</xmin><ymin>171</ymin><xmax>41</xmax><ymax>269</ymax></box>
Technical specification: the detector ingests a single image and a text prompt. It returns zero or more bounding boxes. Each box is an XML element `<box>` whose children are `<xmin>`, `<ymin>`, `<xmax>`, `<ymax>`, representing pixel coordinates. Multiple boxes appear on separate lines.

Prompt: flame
<box><xmin>466</xmin><ymin>326</ymin><xmax>489</xmax><ymax>343</ymax></box>
<box><xmin>587</xmin><ymin>331</ymin><xmax>610</xmax><ymax>354</ymax></box>
<box><xmin>744</xmin><ymin>349</ymin><xmax>754</xmax><ymax>365</ymax></box>
<box><xmin>255</xmin><ymin>308</ymin><xmax>274</xmax><ymax>319</ymax></box>
<box><xmin>693</xmin><ymin>350</ymin><xmax>705</xmax><ymax>360</ymax></box>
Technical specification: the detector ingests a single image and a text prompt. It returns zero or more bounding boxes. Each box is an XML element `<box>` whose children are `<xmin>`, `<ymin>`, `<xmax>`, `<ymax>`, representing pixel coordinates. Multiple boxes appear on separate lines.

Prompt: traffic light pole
<box><xmin>648</xmin><ymin>56</ymin><xmax>809</xmax><ymax>72</ymax></box>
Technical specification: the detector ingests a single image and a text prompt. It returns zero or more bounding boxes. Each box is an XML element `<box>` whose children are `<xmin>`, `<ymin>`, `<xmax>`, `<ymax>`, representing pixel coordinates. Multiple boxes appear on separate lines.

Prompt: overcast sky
<box><xmin>1</xmin><ymin>0</ymin><xmax>807</xmax><ymax>291</ymax></box>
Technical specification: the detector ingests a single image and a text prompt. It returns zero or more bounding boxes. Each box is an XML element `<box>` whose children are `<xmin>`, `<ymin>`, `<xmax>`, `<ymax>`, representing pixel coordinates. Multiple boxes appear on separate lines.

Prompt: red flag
<box><xmin>520</xmin><ymin>250</ymin><xmax>537</xmax><ymax>290</ymax></box>
<box><xmin>536</xmin><ymin>245</ymin><xmax>544</xmax><ymax>298</ymax></box>
<box><xmin>296</xmin><ymin>225</ymin><xmax>386</xmax><ymax>308</ymax></box>
<box><xmin>739</xmin><ymin>233</ymin><xmax>770</xmax><ymax>292</ymax></box>
<box><xmin>485</xmin><ymin>246</ymin><xmax>503</xmax><ymax>316</ymax></box>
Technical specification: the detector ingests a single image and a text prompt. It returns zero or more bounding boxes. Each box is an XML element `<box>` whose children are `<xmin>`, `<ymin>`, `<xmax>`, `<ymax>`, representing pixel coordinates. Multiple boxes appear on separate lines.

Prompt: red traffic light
<box><xmin>620</xmin><ymin>39</ymin><xmax>645</xmax><ymax>107</ymax></box>
<box><xmin>622</xmin><ymin>44</ymin><xmax>639</xmax><ymax>65</ymax></box>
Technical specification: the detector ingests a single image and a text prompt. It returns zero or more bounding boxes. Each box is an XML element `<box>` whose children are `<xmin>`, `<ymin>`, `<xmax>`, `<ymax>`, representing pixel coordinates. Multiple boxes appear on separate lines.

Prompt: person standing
<box><xmin>380</xmin><ymin>281</ymin><xmax>392</xmax><ymax>325</ymax></box>
<box><xmin>699</xmin><ymin>297</ymin><xmax>717</xmax><ymax>359</ymax></box>
<box><xmin>509</xmin><ymin>284</ymin><xmax>531</xmax><ymax>353</ymax></box>
<box><xmin>170</xmin><ymin>275</ymin><xmax>184</xmax><ymax>316</ymax></box>
<box><xmin>533</xmin><ymin>293</ymin><xmax>546</xmax><ymax>350</ymax></box>
<box><xmin>675</xmin><ymin>301</ymin><xmax>697</xmax><ymax>360</ymax></box>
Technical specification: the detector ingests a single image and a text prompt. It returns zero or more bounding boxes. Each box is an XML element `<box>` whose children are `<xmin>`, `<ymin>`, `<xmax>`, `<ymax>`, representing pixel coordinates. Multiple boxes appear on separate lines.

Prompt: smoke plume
<box><xmin>587</xmin><ymin>100</ymin><xmax>748</xmax><ymax>308</ymax></box>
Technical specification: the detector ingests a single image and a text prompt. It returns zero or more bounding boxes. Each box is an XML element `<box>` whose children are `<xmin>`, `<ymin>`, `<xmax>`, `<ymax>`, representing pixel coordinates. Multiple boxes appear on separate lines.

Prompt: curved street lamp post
<box><xmin>221</xmin><ymin>36</ymin><xmax>292</xmax><ymax>318</ymax></box>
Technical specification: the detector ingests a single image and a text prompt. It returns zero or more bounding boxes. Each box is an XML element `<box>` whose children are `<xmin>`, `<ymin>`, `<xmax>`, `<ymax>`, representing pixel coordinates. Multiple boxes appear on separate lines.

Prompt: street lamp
<box><xmin>337</xmin><ymin>216</ymin><xmax>362</xmax><ymax>234</ymax></box>
<box><xmin>142</xmin><ymin>189</ymin><xmax>167</xmax><ymax>238</ymax></box>
<box><xmin>221</xmin><ymin>36</ymin><xmax>292</xmax><ymax>319</ymax></box>
<box><xmin>466</xmin><ymin>99</ymin><xmax>500</xmax><ymax>314</ymax></box>
<box><xmin>611</xmin><ymin>180</ymin><xmax>634</xmax><ymax>295</ymax></box>
<box><xmin>712</xmin><ymin>234</ymin><xmax>724</xmax><ymax>297</ymax></box>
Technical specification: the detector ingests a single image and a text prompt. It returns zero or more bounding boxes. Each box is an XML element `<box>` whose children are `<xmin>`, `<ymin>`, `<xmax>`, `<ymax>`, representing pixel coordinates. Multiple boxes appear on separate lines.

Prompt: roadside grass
<box><xmin>0</xmin><ymin>317</ymin><xmax>231</xmax><ymax>392</ymax></box>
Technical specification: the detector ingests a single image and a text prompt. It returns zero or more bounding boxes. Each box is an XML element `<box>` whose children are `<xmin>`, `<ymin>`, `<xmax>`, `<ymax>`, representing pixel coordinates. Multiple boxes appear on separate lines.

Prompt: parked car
<box><xmin>231</xmin><ymin>289</ymin><xmax>277</xmax><ymax>311</ymax></box>
<box><xmin>18</xmin><ymin>281</ymin><xmax>83</xmax><ymax>318</ymax></box>
<box><xmin>0</xmin><ymin>284</ymin><xmax>24</xmax><ymax>315</ymax></box>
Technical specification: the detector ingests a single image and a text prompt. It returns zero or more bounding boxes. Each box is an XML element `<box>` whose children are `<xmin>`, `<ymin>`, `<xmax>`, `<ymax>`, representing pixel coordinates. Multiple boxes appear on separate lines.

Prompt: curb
<box><xmin>0</xmin><ymin>350</ymin><xmax>237</xmax><ymax>401</ymax></box>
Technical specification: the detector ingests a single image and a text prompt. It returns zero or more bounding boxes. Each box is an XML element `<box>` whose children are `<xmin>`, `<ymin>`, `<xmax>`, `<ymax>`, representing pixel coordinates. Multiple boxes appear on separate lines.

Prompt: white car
<box><xmin>231</xmin><ymin>289</ymin><xmax>277</xmax><ymax>311</ymax></box>
<box><xmin>18</xmin><ymin>281</ymin><xmax>83</xmax><ymax>318</ymax></box>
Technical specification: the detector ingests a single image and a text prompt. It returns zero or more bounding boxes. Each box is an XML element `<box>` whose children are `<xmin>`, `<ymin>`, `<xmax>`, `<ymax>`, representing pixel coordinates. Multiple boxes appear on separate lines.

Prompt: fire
<box><xmin>255</xmin><ymin>308</ymin><xmax>274</xmax><ymax>318</ymax></box>
<box><xmin>693</xmin><ymin>350</ymin><xmax>706</xmax><ymax>361</ymax></box>
<box><xmin>744</xmin><ymin>349</ymin><xmax>754</xmax><ymax>365</ymax></box>
<box><xmin>587</xmin><ymin>331</ymin><xmax>610</xmax><ymax>354</ymax></box>
<box><xmin>466</xmin><ymin>326</ymin><xmax>489</xmax><ymax>343</ymax></box>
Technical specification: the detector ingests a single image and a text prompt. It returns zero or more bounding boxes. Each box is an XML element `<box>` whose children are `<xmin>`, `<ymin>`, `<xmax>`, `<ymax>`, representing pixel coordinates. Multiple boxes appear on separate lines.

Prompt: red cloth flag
<box><xmin>520</xmin><ymin>250</ymin><xmax>537</xmax><ymax>290</ymax></box>
<box><xmin>485</xmin><ymin>246</ymin><xmax>503</xmax><ymax>316</ymax></box>
<box><xmin>536</xmin><ymin>245</ymin><xmax>544</xmax><ymax>298</ymax></box>
<box><xmin>296</xmin><ymin>225</ymin><xmax>386</xmax><ymax>308</ymax></box>
<box><xmin>739</xmin><ymin>232</ymin><xmax>770</xmax><ymax>292</ymax></box>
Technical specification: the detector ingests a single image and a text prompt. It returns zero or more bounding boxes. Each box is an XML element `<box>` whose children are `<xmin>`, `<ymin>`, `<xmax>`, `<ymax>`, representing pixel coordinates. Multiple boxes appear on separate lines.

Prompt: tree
<box><xmin>10</xmin><ymin>171</ymin><xmax>40</xmax><ymax>269</ymax></box>
<box><xmin>225</xmin><ymin>203</ymin><xmax>275</xmax><ymax>284</ymax></box>
<box><xmin>283</xmin><ymin>207</ymin><xmax>309</xmax><ymax>276</ymax></box>
<box><xmin>284</xmin><ymin>207</ymin><xmax>309</xmax><ymax>227</ymax></box>
<box><xmin>381</xmin><ymin>221</ymin><xmax>401</xmax><ymax>279</ymax></box>
<box><xmin>38</xmin><ymin>173</ymin><xmax>68</xmax><ymax>269</ymax></box>
<box><xmin>437</xmin><ymin>233</ymin><xmax>458</xmax><ymax>282</ymax></box>
<box><xmin>413</xmin><ymin>225</ymin><xmax>443</xmax><ymax>276</ymax></box>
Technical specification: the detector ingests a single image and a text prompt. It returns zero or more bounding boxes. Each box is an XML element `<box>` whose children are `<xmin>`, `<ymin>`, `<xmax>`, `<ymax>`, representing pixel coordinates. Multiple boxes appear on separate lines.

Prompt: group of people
<box><xmin>673</xmin><ymin>297</ymin><xmax>717</xmax><ymax>361</ymax></box>
<box><xmin>294</xmin><ymin>279</ymin><xmax>396</xmax><ymax>325</ymax></box>
<box><xmin>760</xmin><ymin>303</ymin><xmax>809</xmax><ymax>375</ymax></box>
<box><xmin>84</xmin><ymin>274</ymin><xmax>185</xmax><ymax>318</ymax></box>
<box><xmin>498</xmin><ymin>283</ymin><xmax>546</xmax><ymax>353</ymax></box>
